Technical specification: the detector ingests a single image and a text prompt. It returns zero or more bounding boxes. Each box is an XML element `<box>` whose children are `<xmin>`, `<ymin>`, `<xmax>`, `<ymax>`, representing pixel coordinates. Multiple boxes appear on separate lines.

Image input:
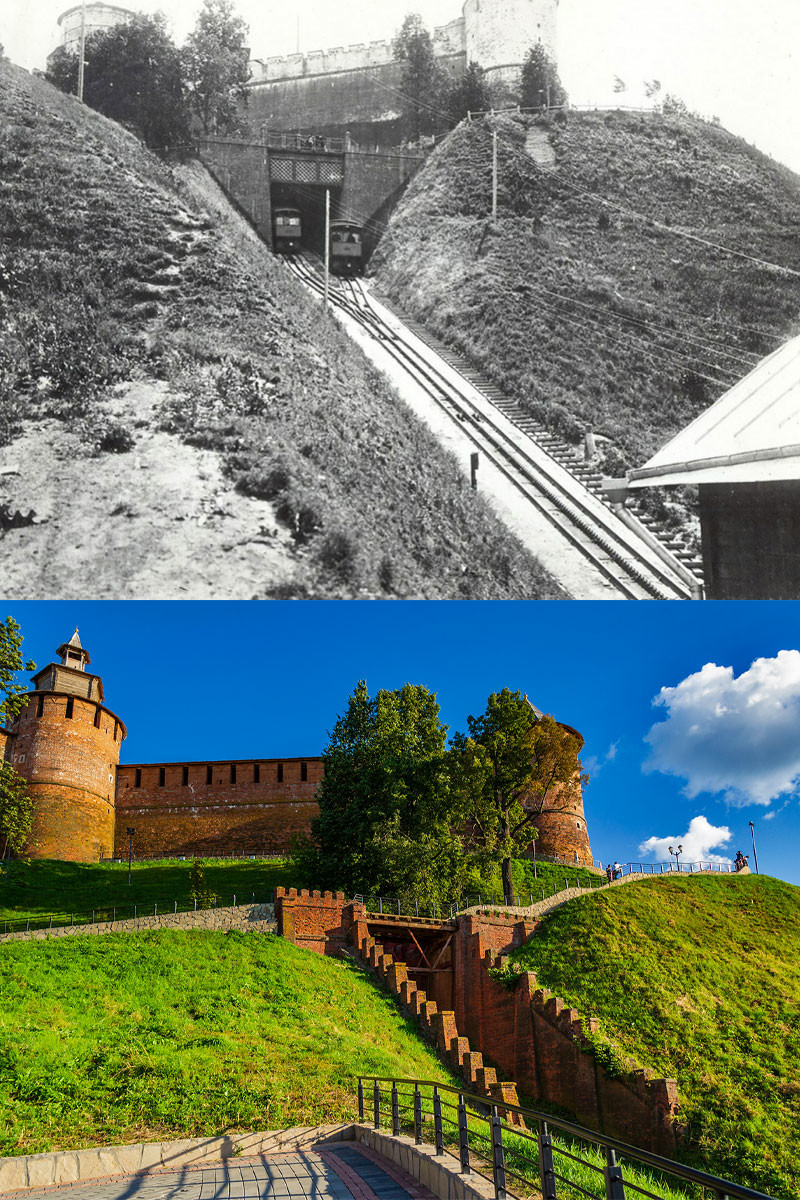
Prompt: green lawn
<box><xmin>506</xmin><ymin>874</ymin><xmax>800</xmax><ymax>1198</ymax></box>
<box><xmin>0</xmin><ymin>931</ymin><xmax>457</xmax><ymax>1156</ymax></box>
<box><xmin>0</xmin><ymin>858</ymin><xmax>296</xmax><ymax>926</ymax></box>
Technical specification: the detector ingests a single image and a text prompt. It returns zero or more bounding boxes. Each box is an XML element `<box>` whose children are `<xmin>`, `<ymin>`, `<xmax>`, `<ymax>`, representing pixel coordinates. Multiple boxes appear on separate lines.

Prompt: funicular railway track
<box><xmin>283</xmin><ymin>251</ymin><xmax>702</xmax><ymax>600</ymax></box>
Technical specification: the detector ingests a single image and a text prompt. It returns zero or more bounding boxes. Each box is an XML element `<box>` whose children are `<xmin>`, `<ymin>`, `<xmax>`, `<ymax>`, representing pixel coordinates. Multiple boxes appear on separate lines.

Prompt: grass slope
<box><xmin>0</xmin><ymin>858</ymin><xmax>295</xmax><ymax>924</ymax></box>
<box><xmin>372</xmin><ymin>111</ymin><xmax>800</xmax><ymax>527</ymax></box>
<box><xmin>506</xmin><ymin>875</ymin><xmax>800</xmax><ymax>1198</ymax></box>
<box><xmin>0</xmin><ymin>931</ymin><xmax>457</xmax><ymax>1155</ymax></box>
<box><xmin>0</xmin><ymin>61</ymin><xmax>561</xmax><ymax>598</ymax></box>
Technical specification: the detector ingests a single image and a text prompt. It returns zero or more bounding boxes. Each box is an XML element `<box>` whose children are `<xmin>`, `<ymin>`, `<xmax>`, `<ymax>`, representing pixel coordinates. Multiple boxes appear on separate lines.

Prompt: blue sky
<box><xmin>5</xmin><ymin>601</ymin><xmax>800</xmax><ymax>886</ymax></box>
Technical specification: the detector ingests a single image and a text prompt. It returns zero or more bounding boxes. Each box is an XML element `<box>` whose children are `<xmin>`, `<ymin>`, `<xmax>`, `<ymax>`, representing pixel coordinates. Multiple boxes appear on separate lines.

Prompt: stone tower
<box><xmin>462</xmin><ymin>0</ymin><xmax>559</xmax><ymax>90</ymax></box>
<box><xmin>7</xmin><ymin>631</ymin><xmax>126</xmax><ymax>862</ymax></box>
<box><xmin>523</xmin><ymin>697</ymin><xmax>593</xmax><ymax>867</ymax></box>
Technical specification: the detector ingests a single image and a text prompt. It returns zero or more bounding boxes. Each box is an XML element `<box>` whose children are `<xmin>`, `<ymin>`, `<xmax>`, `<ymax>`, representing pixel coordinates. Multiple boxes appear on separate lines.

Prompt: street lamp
<box><xmin>668</xmin><ymin>843</ymin><xmax>683</xmax><ymax>872</ymax></box>
<box><xmin>126</xmin><ymin>827</ymin><xmax>135</xmax><ymax>884</ymax></box>
<box><xmin>748</xmin><ymin>822</ymin><xmax>759</xmax><ymax>874</ymax></box>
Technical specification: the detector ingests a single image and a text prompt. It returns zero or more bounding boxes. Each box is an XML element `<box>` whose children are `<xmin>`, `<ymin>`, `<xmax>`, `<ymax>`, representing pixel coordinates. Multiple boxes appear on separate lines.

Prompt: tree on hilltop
<box><xmin>448</xmin><ymin>61</ymin><xmax>492</xmax><ymax>124</ymax></box>
<box><xmin>0</xmin><ymin>617</ymin><xmax>36</xmax><ymax>874</ymax></box>
<box><xmin>520</xmin><ymin>43</ymin><xmax>566</xmax><ymax>111</ymax></box>
<box><xmin>46</xmin><ymin>14</ymin><xmax>191</xmax><ymax>151</ymax></box>
<box><xmin>392</xmin><ymin>14</ymin><xmax>449</xmax><ymax>142</ymax></box>
<box><xmin>182</xmin><ymin>0</ymin><xmax>251</xmax><ymax>136</ymax></box>
<box><xmin>292</xmin><ymin>680</ymin><xmax>467</xmax><ymax>906</ymax></box>
<box><xmin>450</xmin><ymin>690</ymin><xmax>584</xmax><ymax>905</ymax></box>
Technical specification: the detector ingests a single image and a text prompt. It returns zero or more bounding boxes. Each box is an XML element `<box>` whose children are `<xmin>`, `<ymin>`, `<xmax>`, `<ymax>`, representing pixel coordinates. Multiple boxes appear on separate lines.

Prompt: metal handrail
<box><xmin>356</xmin><ymin>1076</ymin><xmax>777</xmax><ymax>1200</ymax></box>
<box><xmin>0</xmin><ymin>892</ymin><xmax>275</xmax><ymax>937</ymax></box>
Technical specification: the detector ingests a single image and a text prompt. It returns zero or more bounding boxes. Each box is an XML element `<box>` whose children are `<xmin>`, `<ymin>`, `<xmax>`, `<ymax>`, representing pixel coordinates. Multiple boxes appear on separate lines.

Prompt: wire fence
<box><xmin>0</xmin><ymin>892</ymin><xmax>276</xmax><ymax>937</ymax></box>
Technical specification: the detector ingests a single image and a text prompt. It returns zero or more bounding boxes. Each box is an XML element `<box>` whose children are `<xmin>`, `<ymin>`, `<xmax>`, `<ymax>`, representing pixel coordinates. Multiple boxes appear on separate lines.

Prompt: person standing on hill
<box><xmin>605</xmin><ymin>863</ymin><xmax>613</xmax><ymax>883</ymax></box>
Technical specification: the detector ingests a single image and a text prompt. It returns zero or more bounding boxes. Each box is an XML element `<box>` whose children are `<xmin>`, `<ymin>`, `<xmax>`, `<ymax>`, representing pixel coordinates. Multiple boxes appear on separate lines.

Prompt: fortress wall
<box><xmin>0</xmin><ymin>727</ymin><xmax>14</xmax><ymax>762</ymax></box>
<box><xmin>245</xmin><ymin>54</ymin><xmax>466</xmax><ymax>145</ymax></box>
<box><xmin>464</xmin><ymin>0</ymin><xmax>557</xmax><ymax>80</ymax></box>
<box><xmin>275</xmin><ymin>887</ymin><xmax>358</xmax><ymax>954</ymax></box>
<box><xmin>115</xmin><ymin>758</ymin><xmax>323</xmax><ymax>857</ymax></box>
<box><xmin>534</xmin><ymin>800</ymin><xmax>593</xmax><ymax>865</ymax></box>
<box><xmin>10</xmin><ymin>693</ymin><xmax>123</xmax><ymax>861</ymax></box>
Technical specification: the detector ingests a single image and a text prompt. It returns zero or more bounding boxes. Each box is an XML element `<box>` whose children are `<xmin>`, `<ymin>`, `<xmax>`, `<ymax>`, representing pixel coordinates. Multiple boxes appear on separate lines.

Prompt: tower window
<box><xmin>37</xmin><ymin>695</ymin><xmax>44</xmax><ymax>718</ymax></box>
<box><xmin>135</xmin><ymin>768</ymin><xmax>142</xmax><ymax>788</ymax></box>
<box><xmin>159</xmin><ymin>767</ymin><xmax>166</xmax><ymax>787</ymax></box>
<box><xmin>277</xmin><ymin>762</ymin><xmax>283</xmax><ymax>783</ymax></box>
<box><xmin>253</xmin><ymin>763</ymin><xmax>260</xmax><ymax>783</ymax></box>
<box><xmin>206</xmin><ymin>765</ymin><xmax>213</xmax><ymax>785</ymax></box>
<box><xmin>65</xmin><ymin>698</ymin><xmax>74</xmax><ymax>719</ymax></box>
<box><xmin>182</xmin><ymin>766</ymin><xmax>189</xmax><ymax>786</ymax></box>
<box><xmin>301</xmin><ymin>762</ymin><xmax>308</xmax><ymax>782</ymax></box>
<box><xmin>230</xmin><ymin>764</ymin><xmax>237</xmax><ymax>784</ymax></box>
<box><xmin>94</xmin><ymin>709</ymin><xmax>101</xmax><ymax>729</ymax></box>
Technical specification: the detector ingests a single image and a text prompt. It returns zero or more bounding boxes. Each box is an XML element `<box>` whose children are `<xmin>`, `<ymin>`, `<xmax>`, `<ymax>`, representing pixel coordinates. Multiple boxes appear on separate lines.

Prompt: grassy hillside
<box><xmin>0</xmin><ymin>61</ymin><xmax>561</xmax><ymax>598</ymax></box>
<box><xmin>0</xmin><ymin>858</ymin><xmax>295</xmax><ymax>925</ymax></box>
<box><xmin>0</xmin><ymin>931</ymin><xmax>458</xmax><ymax>1155</ymax></box>
<box><xmin>372</xmin><ymin>111</ymin><xmax>800</xmax><ymax>525</ymax></box>
<box><xmin>506</xmin><ymin>875</ymin><xmax>800</xmax><ymax>1198</ymax></box>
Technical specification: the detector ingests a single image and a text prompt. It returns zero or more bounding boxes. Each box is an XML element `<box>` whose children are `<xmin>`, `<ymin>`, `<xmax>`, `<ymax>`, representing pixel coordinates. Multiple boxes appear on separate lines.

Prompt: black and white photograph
<box><xmin>1</xmin><ymin>0</ymin><xmax>798</xmax><ymax>598</ymax></box>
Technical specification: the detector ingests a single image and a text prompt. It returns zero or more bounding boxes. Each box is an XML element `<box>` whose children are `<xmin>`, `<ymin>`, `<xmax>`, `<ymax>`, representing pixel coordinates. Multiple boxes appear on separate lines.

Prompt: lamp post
<box><xmin>748</xmin><ymin>821</ymin><xmax>759</xmax><ymax>874</ymax></box>
<box><xmin>126</xmin><ymin>827</ymin><xmax>135</xmax><ymax>884</ymax></box>
<box><xmin>668</xmin><ymin>843</ymin><xmax>683</xmax><ymax>872</ymax></box>
<box><xmin>77</xmin><ymin>0</ymin><xmax>87</xmax><ymax>102</ymax></box>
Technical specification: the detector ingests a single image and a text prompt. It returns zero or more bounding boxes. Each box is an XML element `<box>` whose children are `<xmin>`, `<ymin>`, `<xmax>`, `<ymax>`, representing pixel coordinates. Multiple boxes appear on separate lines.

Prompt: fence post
<box><xmin>154</xmin><ymin>903</ymin><xmax>158</xmax><ymax>917</ymax></box>
<box><xmin>433</xmin><ymin>1086</ymin><xmax>444</xmax><ymax>1155</ymax></box>
<box><xmin>91</xmin><ymin>911</ymin><xmax>94</xmax><ymax>925</ymax></box>
<box><xmin>373</xmin><ymin>1080</ymin><xmax>380</xmax><ymax>1129</ymax></box>
<box><xmin>234</xmin><ymin>894</ymin><xmax>237</xmax><ymax>907</ymax></box>
<box><xmin>174</xmin><ymin>901</ymin><xmax>178</xmax><ymax>913</ymax></box>
<box><xmin>414</xmin><ymin>1084</ymin><xmax>423</xmax><ymax>1145</ymax></box>
<box><xmin>358</xmin><ymin>1079</ymin><xmax>365</xmax><ymax>1121</ymax></box>
<box><xmin>490</xmin><ymin>1106</ymin><xmax>506</xmax><ymax>1200</ymax></box>
<box><xmin>458</xmin><ymin>1092</ymin><xmax>471</xmax><ymax>1174</ymax></box>
<box><xmin>392</xmin><ymin>1082</ymin><xmax>400</xmax><ymax>1136</ymax></box>
<box><xmin>604</xmin><ymin>1147</ymin><xmax>626</xmax><ymax>1200</ymax></box>
<box><xmin>538</xmin><ymin>1120</ymin><xmax>557</xmax><ymax>1200</ymax></box>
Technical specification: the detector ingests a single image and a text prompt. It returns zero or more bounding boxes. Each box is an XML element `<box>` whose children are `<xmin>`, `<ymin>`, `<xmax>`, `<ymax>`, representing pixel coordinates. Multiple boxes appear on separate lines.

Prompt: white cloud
<box><xmin>584</xmin><ymin>740</ymin><xmax>620</xmax><ymax>780</ymax></box>
<box><xmin>638</xmin><ymin>815</ymin><xmax>733</xmax><ymax>864</ymax></box>
<box><xmin>643</xmin><ymin>650</ymin><xmax>800</xmax><ymax>807</ymax></box>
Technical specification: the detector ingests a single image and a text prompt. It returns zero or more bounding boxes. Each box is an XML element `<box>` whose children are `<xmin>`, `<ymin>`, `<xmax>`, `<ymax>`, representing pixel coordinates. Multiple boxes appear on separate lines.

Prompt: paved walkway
<box><xmin>2</xmin><ymin>1146</ymin><xmax>437</xmax><ymax>1200</ymax></box>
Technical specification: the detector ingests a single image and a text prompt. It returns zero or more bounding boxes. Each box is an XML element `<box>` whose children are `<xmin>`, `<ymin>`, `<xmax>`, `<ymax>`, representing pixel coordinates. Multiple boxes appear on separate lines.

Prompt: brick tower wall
<box><xmin>10</xmin><ymin>692</ymin><xmax>124</xmax><ymax>862</ymax></box>
<box><xmin>115</xmin><ymin>758</ymin><xmax>323</xmax><ymax>857</ymax></box>
<box><xmin>0</xmin><ymin>726</ymin><xmax>14</xmax><ymax>763</ymax></box>
<box><xmin>533</xmin><ymin>778</ymin><xmax>593</xmax><ymax>865</ymax></box>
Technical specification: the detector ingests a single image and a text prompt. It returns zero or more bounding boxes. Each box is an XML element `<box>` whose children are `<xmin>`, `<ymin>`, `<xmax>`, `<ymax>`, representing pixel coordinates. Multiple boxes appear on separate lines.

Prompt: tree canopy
<box><xmin>451</xmin><ymin>689</ymin><xmax>583</xmax><ymax>903</ymax></box>
<box><xmin>46</xmin><ymin>14</ymin><xmax>191</xmax><ymax>150</ymax></box>
<box><xmin>392</xmin><ymin>14</ymin><xmax>449</xmax><ymax>142</ymax></box>
<box><xmin>182</xmin><ymin>0</ymin><xmax>251</xmax><ymax>136</ymax></box>
<box><xmin>449</xmin><ymin>61</ymin><xmax>492</xmax><ymax>124</ymax></box>
<box><xmin>0</xmin><ymin>617</ymin><xmax>35</xmax><ymax>728</ymax></box>
<box><xmin>519</xmin><ymin>42</ymin><xmax>567</xmax><ymax>111</ymax></box>
<box><xmin>292</xmin><ymin>680</ymin><xmax>468</xmax><ymax>906</ymax></box>
<box><xmin>0</xmin><ymin>616</ymin><xmax>35</xmax><ymax>871</ymax></box>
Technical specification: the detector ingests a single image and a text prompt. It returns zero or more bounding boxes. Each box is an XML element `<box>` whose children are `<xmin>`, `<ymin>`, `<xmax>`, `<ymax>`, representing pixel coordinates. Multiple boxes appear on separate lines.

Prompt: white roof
<box><xmin>629</xmin><ymin>334</ymin><xmax>800</xmax><ymax>488</ymax></box>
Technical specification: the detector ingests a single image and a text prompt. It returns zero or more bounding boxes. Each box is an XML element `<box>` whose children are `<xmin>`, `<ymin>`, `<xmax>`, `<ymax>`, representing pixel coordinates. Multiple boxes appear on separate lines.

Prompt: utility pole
<box><xmin>77</xmin><ymin>0</ymin><xmax>87</xmax><ymax>102</ymax></box>
<box><xmin>324</xmin><ymin>187</ymin><xmax>331</xmax><ymax>309</ymax></box>
<box><xmin>749</xmin><ymin>821</ymin><xmax>759</xmax><ymax>874</ymax></box>
<box><xmin>492</xmin><ymin>129</ymin><xmax>498</xmax><ymax>221</ymax></box>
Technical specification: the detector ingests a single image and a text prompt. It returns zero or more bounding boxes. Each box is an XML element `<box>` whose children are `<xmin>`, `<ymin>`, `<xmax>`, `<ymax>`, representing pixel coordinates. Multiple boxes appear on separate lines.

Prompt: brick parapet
<box><xmin>275</xmin><ymin>887</ymin><xmax>363</xmax><ymax>955</ymax></box>
<box><xmin>0</xmin><ymin>903</ymin><xmax>276</xmax><ymax>944</ymax></box>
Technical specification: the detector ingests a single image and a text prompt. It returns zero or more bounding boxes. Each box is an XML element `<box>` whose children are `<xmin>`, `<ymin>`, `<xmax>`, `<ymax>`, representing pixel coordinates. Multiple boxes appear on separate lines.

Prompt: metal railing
<box><xmin>0</xmin><ymin>892</ymin><xmax>275</xmax><ymax>937</ymax></box>
<box><xmin>263</xmin><ymin>131</ymin><xmax>346</xmax><ymax>153</ymax></box>
<box><xmin>357</xmin><ymin>1077</ymin><xmax>776</xmax><ymax>1200</ymax></box>
<box><xmin>98</xmin><ymin>851</ymin><xmax>289</xmax><ymax>862</ymax></box>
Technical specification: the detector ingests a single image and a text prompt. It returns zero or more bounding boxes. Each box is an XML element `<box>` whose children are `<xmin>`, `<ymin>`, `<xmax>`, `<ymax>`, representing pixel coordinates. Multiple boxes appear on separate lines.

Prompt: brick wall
<box><xmin>276</xmin><ymin>887</ymin><xmax>363</xmax><ymax>954</ymax></box>
<box><xmin>0</xmin><ymin>726</ymin><xmax>14</xmax><ymax>763</ymax></box>
<box><xmin>115</xmin><ymin>758</ymin><xmax>323</xmax><ymax>857</ymax></box>
<box><xmin>10</xmin><ymin>693</ymin><xmax>124</xmax><ymax>861</ymax></box>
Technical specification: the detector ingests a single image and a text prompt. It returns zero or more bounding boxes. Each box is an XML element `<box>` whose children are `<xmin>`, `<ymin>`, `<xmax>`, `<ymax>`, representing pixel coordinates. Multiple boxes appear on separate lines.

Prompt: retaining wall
<box><xmin>0</xmin><ymin>903</ymin><xmax>276</xmax><ymax>944</ymax></box>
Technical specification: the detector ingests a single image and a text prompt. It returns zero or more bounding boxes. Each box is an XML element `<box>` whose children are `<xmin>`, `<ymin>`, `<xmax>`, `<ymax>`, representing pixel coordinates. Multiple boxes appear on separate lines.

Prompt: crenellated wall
<box><xmin>115</xmin><ymin>759</ymin><xmax>323</xmax><ymax>858</ymax></box>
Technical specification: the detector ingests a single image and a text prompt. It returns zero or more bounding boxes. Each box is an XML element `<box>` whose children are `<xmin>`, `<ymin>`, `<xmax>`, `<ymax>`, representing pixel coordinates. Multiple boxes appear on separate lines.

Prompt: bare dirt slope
<box><xmin>0</xmin><ymin>61</ymin><xmax>563</xmax><ymax>599</ymax></box>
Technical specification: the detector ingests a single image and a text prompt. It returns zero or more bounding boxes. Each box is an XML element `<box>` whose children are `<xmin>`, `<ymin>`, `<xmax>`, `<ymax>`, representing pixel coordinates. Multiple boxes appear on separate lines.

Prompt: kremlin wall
<box><xmin>1</xmin><ymin>632</ymin><xmax>593</xmax><ymax>867</ymax></box>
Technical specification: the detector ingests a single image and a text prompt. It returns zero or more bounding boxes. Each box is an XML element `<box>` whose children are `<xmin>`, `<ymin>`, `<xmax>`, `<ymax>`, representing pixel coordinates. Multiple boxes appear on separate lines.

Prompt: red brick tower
<box><xmin>523</xmin><ymin>697</ymin><xmax>593</xmax><ymax>867</ymax></box>
<box><xmin>8</xmin><ymin>631</ymin><xmax>126</xmax><ymax>862</ymax></box>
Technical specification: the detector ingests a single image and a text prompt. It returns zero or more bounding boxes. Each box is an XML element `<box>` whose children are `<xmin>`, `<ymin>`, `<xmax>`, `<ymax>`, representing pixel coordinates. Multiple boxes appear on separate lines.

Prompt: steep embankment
<box><xmin>372</xmin><ymin>110</ymin><xmax>800</xmax><ymax>526</ymax></box>
<box><xmin>0</xmin><ymin>931</ymin><xmax>456</xmax><ymax>1155</ymax></box>
<box><xmin>0</xmin><ymin>60</ymin><xmax>561</xmax><ymax>598</ymax></box>
<box><xmin>506</xmin><ymin>874</ymin><xmax>800</xmax><ymax>1198</ymax></box>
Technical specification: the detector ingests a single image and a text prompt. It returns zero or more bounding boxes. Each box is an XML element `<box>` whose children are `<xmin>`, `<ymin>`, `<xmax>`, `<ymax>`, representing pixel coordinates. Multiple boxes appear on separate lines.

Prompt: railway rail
<box><xmin>283</xmin><ymin>251</ymin><xmax>701</xmax><ymax>600</ymax></box>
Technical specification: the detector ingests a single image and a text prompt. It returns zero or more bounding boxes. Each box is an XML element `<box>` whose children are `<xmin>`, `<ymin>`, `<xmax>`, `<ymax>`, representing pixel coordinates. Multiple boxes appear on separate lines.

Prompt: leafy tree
<box><xmin>519</xmin><ymin>43</ymin><xmax>566</xmax><ymax>112</ymax></box>
<box><xmin>0</xmin><ymin>616</ymin><xmax>35</xmax><ymax>874</ymax></box>
<box><xmin>451</xmin><ymin>689</ymin><xmax>584</xmax><ymax>904</ymax></box>
<box><xmin>292</xmin><ymin>680</ymin><xmax>461</xmax><ymax>904</ymax></box>
<box><xmin>613</xmin><ymin>75</ymin><xmax>627</xmax><ymax>94</ymax></box>
<box><xmin>448</xmin><ymin>61</ymin><xmax>492</xmax><ymax>124</ymax></box>
<box><xmin>46</xmin><ymin>14</ymin><xmax>190</xmax><ymax>150</ymax></box>
<box><xmin>644</xmin><ymin>79</ymin><xmax>662</xmax><ymax>99</ymax></box>
<box><xmin>392</xmin><ymin>14</ymin><xmax>449</xmax><ymax>142</ymax></box>
<box><xmin>182</xmin><ymin>0</ymin><xmax>251</xmax><ymax>136</ymax></box>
